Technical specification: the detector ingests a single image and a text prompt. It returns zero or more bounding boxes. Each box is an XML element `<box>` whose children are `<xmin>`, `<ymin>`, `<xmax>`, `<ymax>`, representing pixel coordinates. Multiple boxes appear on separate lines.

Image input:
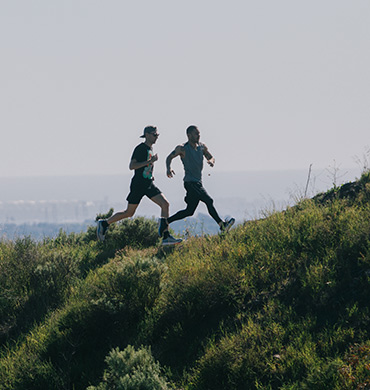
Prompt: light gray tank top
<box><xmin>181</xmin><ymin>142</ymin><xmax>204</xmax><ymax>182</ymax></box>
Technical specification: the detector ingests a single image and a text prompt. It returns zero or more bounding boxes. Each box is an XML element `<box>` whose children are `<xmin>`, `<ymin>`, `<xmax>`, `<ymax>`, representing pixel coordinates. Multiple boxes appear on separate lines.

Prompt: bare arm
<box><xmin>203</xmin><ymin>144</ymin><xmax>215</xmax><ymax>167</ymax></box>
<box><xmin>166</xmin><ymin>145</ymin><xmax>185</xmax><ymax>178</ymax></box>
<box><xmin>129</xmin><ymin>154</ymin><xmax>158</xmax><ymax>170</ymax></box>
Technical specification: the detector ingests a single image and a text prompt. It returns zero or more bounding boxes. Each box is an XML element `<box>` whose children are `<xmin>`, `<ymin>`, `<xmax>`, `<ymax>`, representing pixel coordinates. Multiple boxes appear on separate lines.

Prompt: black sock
<box><xmin>163</xmin><ymin>231</ymin><xmax>170</xmax><ymax>239</ymax></box>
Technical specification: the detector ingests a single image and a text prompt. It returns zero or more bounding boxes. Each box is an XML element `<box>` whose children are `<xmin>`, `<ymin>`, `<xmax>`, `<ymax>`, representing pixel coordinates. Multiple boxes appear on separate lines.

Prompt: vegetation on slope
<box><xmin>1</xmin><ymin>173</ymin><xmax>370</xmax><ymax>389</ymax></box>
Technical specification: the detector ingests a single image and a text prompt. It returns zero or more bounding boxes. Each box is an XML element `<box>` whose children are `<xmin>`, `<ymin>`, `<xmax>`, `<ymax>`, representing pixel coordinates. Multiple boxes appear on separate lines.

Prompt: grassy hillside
<box><xmin>1</xmin><ymin>173</ymin><xmax>370</xmax><ymax>389</ymax></box>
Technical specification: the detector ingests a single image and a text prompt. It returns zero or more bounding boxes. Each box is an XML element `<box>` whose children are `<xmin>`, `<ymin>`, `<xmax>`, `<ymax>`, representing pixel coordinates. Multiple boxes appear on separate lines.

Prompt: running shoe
<box><xmin>220</xmin><ymin>217</ymin><xmax>235</xmax><ymax>233</ymax></box>
<box><xmin>158</xmin><ymin>218</ymin><xmax>169</xmax><ymax>237</ymax></box>
<box><xmin>162</xmin><ymin>234</ymin><xmax>182</xmax><ymax>246</ymax></box>
<box><xmin>97</xmin><ymin>219</ymin><xmax>109</xmax><ymax>241</ymax></box>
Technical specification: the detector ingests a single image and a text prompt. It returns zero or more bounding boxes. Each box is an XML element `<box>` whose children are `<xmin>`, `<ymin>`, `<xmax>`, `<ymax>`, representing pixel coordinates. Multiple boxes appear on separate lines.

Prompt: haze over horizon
<box><xmin>0</xmin><ymin>168</ymin><xmax>360</xmax><ymax>232</ymax></box>
<box><xmin>1</xmin><ymin>1</ymin><xmax>369</xmax><ymax>179</ymax></box>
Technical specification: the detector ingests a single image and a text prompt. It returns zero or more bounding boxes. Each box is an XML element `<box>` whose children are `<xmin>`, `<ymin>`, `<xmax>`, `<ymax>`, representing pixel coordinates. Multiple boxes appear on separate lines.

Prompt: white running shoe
<box><xmin>162</xmin><ymin>234</ymin><xmax>183</xmax><ymax>246</ymax></box>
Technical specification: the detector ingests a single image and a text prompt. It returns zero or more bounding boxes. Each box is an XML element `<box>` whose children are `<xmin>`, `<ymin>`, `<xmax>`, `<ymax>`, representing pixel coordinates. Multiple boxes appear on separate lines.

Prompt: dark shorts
<box><xmin>184</xmin><ymin>181</ymin><xmax>213</xmax><ymax>205</ymax></box>
<box><xmin>126</xmin><ymin>179</ymin><xmax>162</xmax><ymax>204</ymax></box>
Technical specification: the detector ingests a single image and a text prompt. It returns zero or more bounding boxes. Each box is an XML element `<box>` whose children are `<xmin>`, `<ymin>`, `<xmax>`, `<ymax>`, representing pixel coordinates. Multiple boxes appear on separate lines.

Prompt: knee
<box><xmin>205</xmin><ymin>198</ymin><xmax>214</xmax><ymax>207</ymax></box>
<box><xmin>185</xmin><ymin>207</ymin><xmax>196</xmax><ymax>217</ymax></box>
<box><xmin>125</xmin><ymin>209</ymin><xmax>135</xmax><ymax>218</ymax></box>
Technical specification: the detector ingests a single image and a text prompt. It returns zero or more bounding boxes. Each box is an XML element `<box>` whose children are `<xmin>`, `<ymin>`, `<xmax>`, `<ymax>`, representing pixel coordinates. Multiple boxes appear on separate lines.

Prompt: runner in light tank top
<box><xmin>182</xmin><ymin>142</ymin><xmax>204</xmax><ymax>183</ymax></box>
<box><xmin>158</xmin><ymin>125</ymin><xmax>235</xmax><ymax>236</ymax></box>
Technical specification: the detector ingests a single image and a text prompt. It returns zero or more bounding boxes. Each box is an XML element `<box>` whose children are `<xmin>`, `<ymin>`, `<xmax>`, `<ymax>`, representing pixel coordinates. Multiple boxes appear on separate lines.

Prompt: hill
<box><xmin>1</xmin><ymin>172</ymin><xmax>370</xmax><ymax>389</ymax></box>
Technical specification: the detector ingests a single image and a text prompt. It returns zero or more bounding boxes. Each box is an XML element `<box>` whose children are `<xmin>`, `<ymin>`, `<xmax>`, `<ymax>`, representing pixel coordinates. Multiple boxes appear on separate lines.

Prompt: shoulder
<box><xmin>132</xmin><ymin>143</ymin><xmax>147</xmax><ymax>157</ymax></box>
<box><xmin>136</xmin><ymin>142</ymin><xmax>149</xmax><ymax>151</ymax></box>
<box><xmin>171</xmin><ymin>143</ymin><xmax>186</xmax><ymax>155</ymax></box>
<box><xmin>199</xmin><ymin>142</ymin><xmax>208</xmax><ymax>151</ymax></box>
<box><xmin>134</xmin><ymin>142</ymin><xmax>145</xmax><ymax>150</ymax></box>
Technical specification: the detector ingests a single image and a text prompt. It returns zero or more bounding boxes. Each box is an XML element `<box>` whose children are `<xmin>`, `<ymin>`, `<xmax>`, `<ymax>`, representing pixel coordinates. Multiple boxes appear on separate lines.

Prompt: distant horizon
<box><xmin>0</xmin><ymin>167</ymin><xmax>365</xmax><ymax>228</ymax></box>
<box><xmin>0</xmin><ymin>167</ymin><xmax>362</xmax><ymax>205</ymax></box>
<box><xmin>0</xmin><ymin>165</ymin><xmax>363</xmax><ymax>180</ymax></box>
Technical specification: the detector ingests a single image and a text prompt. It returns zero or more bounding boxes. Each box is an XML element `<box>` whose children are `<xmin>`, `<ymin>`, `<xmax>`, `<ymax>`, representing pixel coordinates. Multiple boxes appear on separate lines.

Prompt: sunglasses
<box><xmin>150</xmin><ymin>132</ymin><xmax>160</xmax><ymax>137</ymax></box>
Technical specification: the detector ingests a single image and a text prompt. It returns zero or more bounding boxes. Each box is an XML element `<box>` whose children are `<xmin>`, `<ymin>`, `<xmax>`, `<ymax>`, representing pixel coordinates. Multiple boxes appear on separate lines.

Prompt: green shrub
<box><xmin>338</xmin><ymin>342</ymin><xmax>370</xmax><ymax>389</ymax></box>
<box><xmin>0</xmin><ymin>350</ymin><xmax>63</xmax><ymax>390</ymax></box>
<box><xmin>2</xmin><ymin>175</ymin><xmax>370</xmax><ymax>389</ymax></box>
<box><xmin>143</xmin><ymin>235</ymin><xmax>242</xmax><ymax>369</ymax></box>
<box><xmin>188</xmin><ymin>309</ymin><xmax>351</xmax><ymax>390</ymax></box>
<box><xmin>85</xmin><ymin>211</ymin><xmax>160</xmax><ymax>247</ymax></box>
<box><xmin>0</xmin><ymin>251</ymin><xmax>166</xmax><ymax>390</ymax></box>
<box><xmin>0</xmin><ymin>237</ymin><xmax>76</xmax><ymax>344</ymax></box>
<box><xmin>0</xmin><ymin>234</ymin><xmax>104</xmax><ymax>345</ymax></box>
<box><xmin>87</xmin><ymin>345</ymin><xmax>169</xmax><ymax>390</ymax></box>
<box><xmin>41</xmin><ymin>253</ymin><xmax>165</xmax><ymax>389</ymax></box>
<box><xmin>0</xmin><ymin>215</ymin><xmax>161</xmax><ymax>345</ymax></box>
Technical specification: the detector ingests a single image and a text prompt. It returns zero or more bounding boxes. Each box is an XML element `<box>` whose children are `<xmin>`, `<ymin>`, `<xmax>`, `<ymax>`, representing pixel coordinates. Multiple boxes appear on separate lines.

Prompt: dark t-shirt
<box><xmin>131</xmin><ymin>143</ymin><xmax>154</xmax><ymax>185</ymax></box>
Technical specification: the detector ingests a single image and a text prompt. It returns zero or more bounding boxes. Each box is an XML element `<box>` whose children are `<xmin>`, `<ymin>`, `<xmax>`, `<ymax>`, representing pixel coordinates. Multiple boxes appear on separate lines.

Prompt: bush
<box><xmin>85</xmin><ymin>210</ymin><xmax>160</xmax><ymax>247</ymax></box>
<box><xmin>0</xmin><ymin>237</ymin><xmax>77</xmax><ymax>344</ymax></box>
<box><xmin>2</xmin><ymin>175</ymin><xmax>370</xmax><ymax>389</ymax></box>
<box><xmin>0</xmin><ymin>348</ymin><xmax>63</xmax><ymax>390</ymax></box>
<box><xmin>338</xmin><ymin>342</ymin><xmax>370</xmax><ymax>389</ymax></box>
<box><xmin>87</xmin><ymin>345</ymin><xmax>169</xmax><ymax>390</ymax></box>
<box><xmin>83</xmin><ymin>215</ymin><xmax>160</xmax><ymax>260</ymax></box>
<box><xmin>41</xmin><ymin>253</ymin><xmax>165</xmax><ymax>389</ymax></box>
<box><xmin>142</xmin><ymin>235</ymin><xmax>242</xmax><ymax>370</ymax></box>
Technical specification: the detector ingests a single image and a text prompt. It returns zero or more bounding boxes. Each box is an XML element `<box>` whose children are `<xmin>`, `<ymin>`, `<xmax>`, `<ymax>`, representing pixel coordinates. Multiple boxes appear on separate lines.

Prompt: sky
<box><xmin>1</xmin><ymin>0</ymin><xmax>370</xmax><ymax>179</ymax></box>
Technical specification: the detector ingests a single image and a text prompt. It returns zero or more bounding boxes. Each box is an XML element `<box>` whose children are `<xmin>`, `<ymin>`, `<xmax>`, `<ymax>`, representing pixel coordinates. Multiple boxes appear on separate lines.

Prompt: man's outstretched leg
<box><xmin>97</xmin><ymin>203</ymin><xmax>138</xmax><ymax>241</ymax></box>
<box><xmin>160</xmin><ymin>195</ymin><xmax>199</xmax><ymax>237</ymax></box>
<box><xmin>203</xmin><ymin>196</ymin><xmax>235</xmax><ymax>232</ymax></box>
<box><xmin>196</xmin><ymin>184</ymin><xmax>236</xmax><ymax>233</ymax></box>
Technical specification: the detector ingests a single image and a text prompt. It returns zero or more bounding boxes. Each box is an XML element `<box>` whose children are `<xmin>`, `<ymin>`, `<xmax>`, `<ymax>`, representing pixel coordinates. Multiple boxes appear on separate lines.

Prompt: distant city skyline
<box><xmin>0</xmin><ymin>168</ymin><xmax>361</xmax><ymax>223</ymax></box>
<box><xmin>1</xmin><ymin>1</ymin><xmax>369</xmax><ymax>178</ymax></box>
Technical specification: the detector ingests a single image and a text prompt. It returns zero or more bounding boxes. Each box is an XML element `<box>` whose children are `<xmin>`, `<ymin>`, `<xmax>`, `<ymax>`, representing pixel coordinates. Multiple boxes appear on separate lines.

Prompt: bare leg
<box><xmin>150</xmin><ymin>193</ymin><xmax>169</xmax><ymax>218</ymax></box>
<box><xmin>107</xmin><ymin>203</ymin><xmax>139</xmax><ymax>225</ymax></box>
<box><xmin>151</xmin><ymin>193</ymin><xmax>170</xmax><ymax>237</ymax></box>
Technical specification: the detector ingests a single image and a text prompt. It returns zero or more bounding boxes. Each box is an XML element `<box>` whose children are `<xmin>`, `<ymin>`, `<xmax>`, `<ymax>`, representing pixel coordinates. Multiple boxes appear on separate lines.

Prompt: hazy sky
<box><xmin>1</xmin><ymin>0</ymin><xmax>369</xmax><ymax>178</ymax></box>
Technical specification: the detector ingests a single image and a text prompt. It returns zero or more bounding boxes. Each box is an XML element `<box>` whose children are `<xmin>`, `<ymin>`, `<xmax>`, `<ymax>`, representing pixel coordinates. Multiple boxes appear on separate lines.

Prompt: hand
<box><xmin>207</xmin><ymin>157</ymin><xmax>215</xmax><ymax>167</ymax></box>
<box><xmin>149</xmin><ymin>154</ymin><xmax>158</xmax><ymax>164</ymax></box>
<box><xmin>167</xmin><ymin>168</ymin><xmax>175</xmax><ymax>178</ymax></box>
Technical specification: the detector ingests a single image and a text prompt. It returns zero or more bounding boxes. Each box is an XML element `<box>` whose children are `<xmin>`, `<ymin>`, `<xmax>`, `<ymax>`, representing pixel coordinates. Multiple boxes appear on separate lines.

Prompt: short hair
<box><xmin>186</xmin><ymin>125</ymin><xmax>198</xmax><ymax>135</ymax></box>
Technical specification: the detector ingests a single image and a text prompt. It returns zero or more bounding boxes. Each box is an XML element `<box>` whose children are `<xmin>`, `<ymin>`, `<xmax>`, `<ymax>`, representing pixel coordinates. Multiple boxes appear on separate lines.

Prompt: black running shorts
<box><xmin>126</xmin><ymin>179</ymin><xmax>162</xmax><ymax>204</ymax></box>
<box><xmin>184</xmin><ymin>181</ymin><xmax>213</xmax><ymax>205</ymax></box>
